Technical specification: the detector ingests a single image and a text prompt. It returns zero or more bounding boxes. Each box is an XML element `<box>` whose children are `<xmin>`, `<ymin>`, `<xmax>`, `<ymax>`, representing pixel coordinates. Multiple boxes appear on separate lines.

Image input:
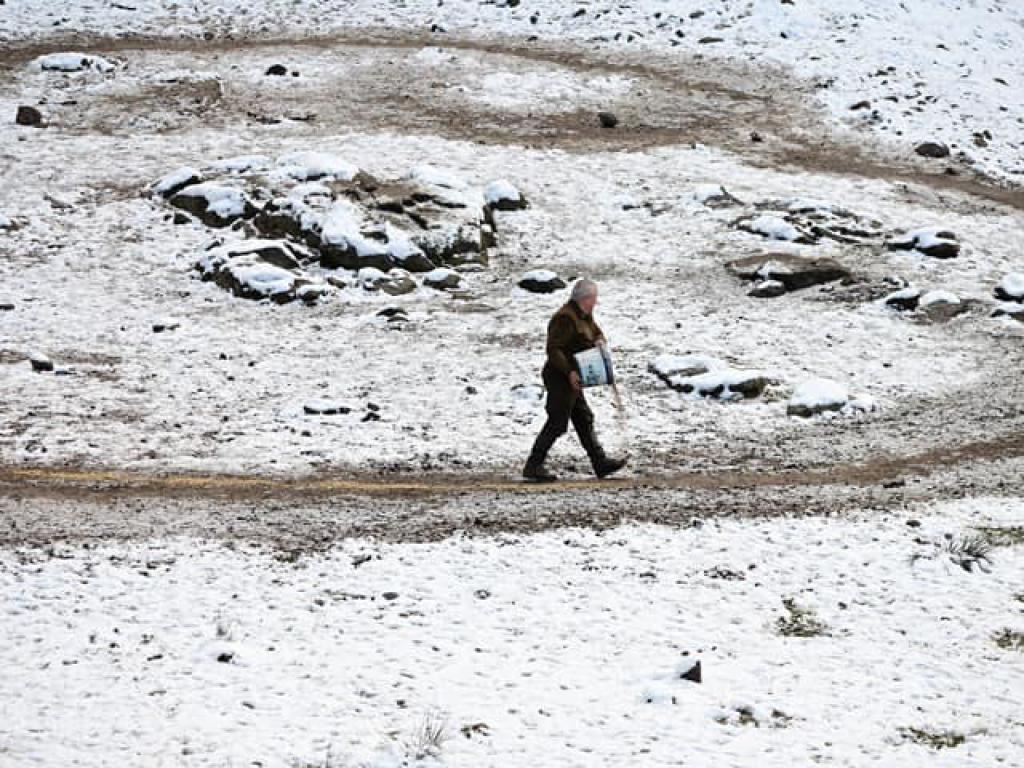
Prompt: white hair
<box><xmin>571</xmin><ymin>278</ymin><xmax>598</xmax><ymax>302</ymax></box>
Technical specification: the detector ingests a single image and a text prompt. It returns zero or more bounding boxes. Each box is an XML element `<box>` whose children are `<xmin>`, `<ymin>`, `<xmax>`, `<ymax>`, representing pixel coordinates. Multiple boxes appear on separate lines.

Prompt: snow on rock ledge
<box><xmin>887</xmin><ymin>227</ymin><xmax>960</xmax><ymax>259</ymax></box>
<box><xmin>650</xmin><ymin>355</ymin><xmax>769</xmax><ymax>401</ymax></box>
<box><xmin>151</xmin><ymin>167</ymin><xmax>203</xmax><ymax>199</ymax></box>
<box><xmin>170</xmin><ymin>183</ymin><xmax>256</xmax><ymax>228</ymax></box>
<box><xmin>727</xmin><ymin>253</ymin><xmax>850</xmax><ymax>292</ymax></box>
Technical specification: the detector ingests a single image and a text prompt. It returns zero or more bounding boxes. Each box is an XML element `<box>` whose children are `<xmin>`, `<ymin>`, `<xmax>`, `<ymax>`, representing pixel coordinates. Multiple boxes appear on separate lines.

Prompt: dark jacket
<box><xmin>545</xmin><ymin>301</ymin><xmax>605</xmax><ymax>377</ymax></box>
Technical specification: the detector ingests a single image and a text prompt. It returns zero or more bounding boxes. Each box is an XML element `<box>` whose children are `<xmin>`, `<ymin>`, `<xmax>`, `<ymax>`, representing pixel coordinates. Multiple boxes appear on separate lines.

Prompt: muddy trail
<box><xmin>2</xmin><ymin>428</ymin><xmax>1022</xmax><ymax>550</ymax></box>
<box><xmin>3</xmin><ymin>30</ymin><xmax>1021</xmax><ymax>213</ymax></box>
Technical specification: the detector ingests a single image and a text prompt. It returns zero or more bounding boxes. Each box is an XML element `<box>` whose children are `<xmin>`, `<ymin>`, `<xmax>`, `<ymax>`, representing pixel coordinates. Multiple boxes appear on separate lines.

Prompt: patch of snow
<box><xmin>746</xmin><ymin>215</ymin><xmax>800</xmax><ymax>241</ymax></box>
<box><xmin>322</xmin><ymin>201</ymin><xmax>388</xmax><ymax>258</ymax></box>
<box><xmin>649</xmin><ymin>354</ymin><xmax>723</xmax><ymax>380</ymax></box>
<box><xmin>207</xmin><ymin>155</ymin><xmax>271</xmax><ymax>174</ymax></box>
<box><xmin>0</xmin><ymin>213</ymin><xmax>11</xmax><ymax>229</ymax></box>
<box><xmin>919</xmin><ymin>290</ymin><xmax>960</xmax><ymax>308</ymax></box>
<box><xmin>273</xmin><ymin>150</ymin><xmax>358</xmax><ymax>182</ymax></box>
<box><xmin>520</xmin><ymin>269</ymin><xmax>559</xmax><ymax>283</ymax></box>
<box><xmin>790</xmin><ymin>378</ymin><xmax>850</xmax><ymax>411</ymax></box>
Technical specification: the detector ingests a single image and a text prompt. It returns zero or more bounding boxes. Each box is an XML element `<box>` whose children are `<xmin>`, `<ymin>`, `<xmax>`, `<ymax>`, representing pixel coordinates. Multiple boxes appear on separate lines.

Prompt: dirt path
<box><xmin>3</xmin><ymin>29</ymin><xmax>1021</xmax><ymax>212</ymax></box>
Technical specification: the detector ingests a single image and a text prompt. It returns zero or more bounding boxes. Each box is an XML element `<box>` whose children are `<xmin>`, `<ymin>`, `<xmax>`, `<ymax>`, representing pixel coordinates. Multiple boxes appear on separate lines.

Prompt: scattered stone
<box><xmin>699</xmin><ymin>36</ymin><xmax>724</xmax><ymax>44</ymax></box>
<box><xmin>16</xmin><ymin>106</ymin><xmax>43</xmax><ymax>127</ymax></box>
<box><xmin>376</xmin><ymin>306</ymin><xmax>408</xmax><ymax>321</ymax></box>
<box><xmin>748</xmin><ymin>279</ymin><xmax>787</xmax><ymax>299</ymax></box>
<box><xmin>518</xmin><ymin>270</ymin><xmax>566</xmax><ymax>294</ymax></box>
<box><xmin>358</xmin><ymin>267</ymin><xmax>417</xmax><ymax>296</ymax></box>
<box><xmin>727</xmin><ymin>253</ymin><xmax>851</xmax><ymax>291</ymax></box>
<box><xmin>651</xmin><ymin>355</ymin><xmax>770</xmax><ymax>400</ymax></box>
<box><xmin>993</xmin><ymin>303</ymin><xmax>1024</xmax><ymax>322</ymax></box>
<box><xmin>995</xmin><ymin>273</ymin><xmax>1024</xmax><ymax>302</ymax></box>
<box><xmin>265</xmin><ymin>64</ymin><xmax>288</xmax><ymax>76</ymax></box>
<box><xmin>919</xmin><ymin>290</ymin><xmax>967</xmax><ymax>322</ymax></box>
<box><xmin>849</xmin><ymin>100</ymin><xmax>872</xmax><ymax>110</ymax></box>
<box><xmin>29</xmin><ymin>352</ymin><xmax>54</xmax><ymax>372</ymax></box>
<box><xmin>303</xmin><ymin>400</ymin><xmax>352</xmax><ymax>416</ymax></box>
<box><xmin>423</xmin><ymin>267</ymin><xmax>462</xmax><ymax>290</ymax></box>
<box><xmin>678</xmin><ymin>660</ymin><xmax>702</xmax><ymax>684</ymax></box>
<box><xmin>887</xmin><ymin>227</ymin><xmax>959</xmax><ymax>259</ymax></box>
<box><xmin>915</xmin><ymin>141</ymin><xmax>950</xmax><ymax>159</ymax></box>
<box><xmin>693</xmin><ymin>184</ymin><xmax>743</xmax><ymax>208</ymax></box>
<box><xmin>597</xmin><ymin>111</ymin><xmax>619</xmax><ymax>129</ymax></box>
<box><xmin>152</xmin><ymin>320</ymin><xmax>180</xmax><ymax>333</ymax></box>
<box><xmin>735</xmin><ymin>214</ymin><xmax>813</xmax><ymax>243</ymax></box>
<box><xmin>0</xmin><ymin>302</ymin><xmax>14</xmax><ymax>311</ymax></box>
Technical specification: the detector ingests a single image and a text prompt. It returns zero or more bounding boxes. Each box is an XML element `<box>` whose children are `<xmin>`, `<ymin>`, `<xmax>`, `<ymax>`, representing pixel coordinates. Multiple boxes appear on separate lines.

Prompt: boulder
<box><xmin>673</xmin><ymin>369</ymin><xmax>770</xmax><ymax>400</ymax></box>
<box><xmin>265</xmin><ymin>64</ymin><xmax>288</xmax><ymax>76</ymax></box>
<box><xmin>29</xmin><ymin>352</ymin><xmax>54</xmax><ymax>373</ymax></box>
<box><xmin>995</xmin><ymin>273</ymin><xmax>1024</xmax><ymax>302</ymax></box>
<box><xmin>887</xmin><ymin>228</ymin><xmax>959</xmax><ymax>259</ymax></box>
<box><xmin>918</xmin><ymin>290</ymin><xmax>967</xmax><ymax>322</ymax></box>
<box><xmin>519</xmin><ymin>270</ymin><xmax>566</xmax><ymax>294</ymax></box>
<box><xmin>649</xmin><ymin>354</ymin><xmax>719</xmax><ymax>382</ymax></box>
<box><xmin>915</xmin><ymin>141</ymin><xmax>950</xmax><ymax>159</ymax></box>
<box><xmin>15</xmin><ymin>106</ymin><xmax>42</xmax><ymax>127</ymax></box>
<box><xmin>787</xmin><ymin>379</ymin><xmax>849</xmax><ymax>417</ymax></box>
<box><xmin>484</xmin><ymin>180</ymin><xmax>527</xmax><ymax>212</ymax></box>
<box><xmin>423</xmin><ymin>267</ymin><xmax>462</xmax><ymax>290</ymax></box>
<box><xmin>598</xmin><ymin>111</ymin><xmax>619</xmax><ymax>128</ymax></box>
<box><xmin>169</xmin><ymin>183</ymin><xmax>256</xmax><ymax>228</ymax></box>
<box><xmin>727</xmin><ymin>253</ymin><xmax>850</xmax><ymax>291</ymax></box>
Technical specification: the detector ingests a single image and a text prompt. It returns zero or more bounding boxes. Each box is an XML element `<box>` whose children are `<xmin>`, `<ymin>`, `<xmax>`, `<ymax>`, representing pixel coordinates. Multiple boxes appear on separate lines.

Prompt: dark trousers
<box><xmin>527</xmin><ymin>364</ymin><xmax>605</xmax><ymax>466</ymax></box>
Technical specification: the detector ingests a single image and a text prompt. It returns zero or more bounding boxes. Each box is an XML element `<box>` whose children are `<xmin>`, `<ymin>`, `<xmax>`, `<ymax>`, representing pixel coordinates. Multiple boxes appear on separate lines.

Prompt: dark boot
<box><xmin>523</xmin><ymin>458</ymin><xmax>558</xmax><ymax>483</ymax></box>
<box><xmin>593</xmin><ymin>454</ymin><xmax>627</xmax><ymax>479</ymax></box>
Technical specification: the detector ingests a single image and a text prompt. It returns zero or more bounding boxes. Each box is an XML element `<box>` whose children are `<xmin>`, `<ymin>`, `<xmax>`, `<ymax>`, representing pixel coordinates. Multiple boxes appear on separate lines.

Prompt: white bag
<box><xmin>574</xmin><ymin>345</ymin><xmax>615</xmax><ymax>388</ymax></box>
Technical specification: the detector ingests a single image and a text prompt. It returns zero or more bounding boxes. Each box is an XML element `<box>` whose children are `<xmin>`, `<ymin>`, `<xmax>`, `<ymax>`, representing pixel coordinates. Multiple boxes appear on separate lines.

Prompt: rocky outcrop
<box><xmin>727</xmin><ymin>253</ymin><xmax>850</xmax><ymax>292</ymax></box>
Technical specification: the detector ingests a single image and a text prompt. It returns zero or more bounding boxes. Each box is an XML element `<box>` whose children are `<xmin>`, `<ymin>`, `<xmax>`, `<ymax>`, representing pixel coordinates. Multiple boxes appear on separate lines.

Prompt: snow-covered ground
<box><xmin>2</xmin><ymin>497</ymin><xmax>1022</xmax><ymax>767</ymax></box>
<box><xmin>2</xmin><ymin>1</ymin><xmax>1022</xmax><ymax>181</ymax></box>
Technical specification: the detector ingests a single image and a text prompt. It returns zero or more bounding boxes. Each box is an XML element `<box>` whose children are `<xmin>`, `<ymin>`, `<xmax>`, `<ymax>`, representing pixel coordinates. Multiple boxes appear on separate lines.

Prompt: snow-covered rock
<box><xmin>882</xmin><ymin>287</ymin><xmax>922</xmax><ymax>311</ymax></box>
<box><xmin>918</xmin><ymin>290</ymin><xmax>960</xmax><ymax>309</ymax></box>
<box><xmin>303</xmin><ymin>399</ymin><xmax>351</xmax><ymax>416</ymax></box>
<box><xmin>518</xmin><ymin>270</ymin><xmax>566</xmax><ymax>294</ymax></box>
<box><xmin>207</xmin><ymin>155</ymin><xmax>271</xmax><ymax>174</ymax></box>
<box><xmin>151</xmin><ymin>167</ymin><xmax>203</xmax><ymax>198</ymax></box>
<box><xmin>169</xmin><ymin>183</ymin><xmax>256</xmax><ymax>227</ymax></box>
<box><xmin>196</xmin><ymin>240</ymin><xmax>323</xmax><ymax>304</ymax></box>
<box><xmin>738</xmin><ymin>214</ymin><xmax>805</xmax><ymax>242</ymax></box>
<box><xmin>423</xmin><ymin>267</ymin><xmax>461</xmax><ymax>290</ymax></box>
<box><xmin>0</xmin><ymin>213</ymin><xmax>12</xmax><ymax>230</ymax></box>
<box><xmin>321</xmin><ymin>201</ymin><xmax>394</xmax><ymax>272</ymax></box>
<box><xmin>652</xmin><ymin>355</ymin><xmax>770</xmax><ymax>400</ymax></box>
<box><xmin>385</xmin><ymin>224</ymin><xmax>435</xmax><ymax>273</ymax></box>
<box><xmin>727</xmin><ymin>253</ymin><xmax>850</xmax><ymax>291</ymax></box>
<box><xmin>31</xmin><ymin>52</ymin><xmax>115</xmax><ymax>73</ymax></box>
<box><xmin>887</xmin><ymin>227</ymin><xmax>960</xmax><ymax>259</ymax></box>
<box><xmin>995</xmin><ymin>273</ymin><xmax>1024</xmax><ymax>302</ymax></box>
<box><xmin>788</xmin><ymin>378</ymin><xmax>849</xmax><ymax>417</ymax></box>
<box><xmin>484</xmin><ymin>179</ymin><xmax>527</xmax><ymax>211</ymax></box>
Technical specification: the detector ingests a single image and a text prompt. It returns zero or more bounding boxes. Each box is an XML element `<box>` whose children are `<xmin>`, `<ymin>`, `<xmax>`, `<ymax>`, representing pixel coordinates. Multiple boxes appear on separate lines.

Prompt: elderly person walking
<box><xmin>523</xmin><ymin>278</ymin><xmax>627</xmax><ymax>482</ymax></box>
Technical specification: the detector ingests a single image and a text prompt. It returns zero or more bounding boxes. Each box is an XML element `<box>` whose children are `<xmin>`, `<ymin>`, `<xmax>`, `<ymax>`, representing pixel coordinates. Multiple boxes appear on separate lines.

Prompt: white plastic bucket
<box><xmin>574</xmin><ymin>346</ymin><xmax>615</xmax><ymax>388</ymax></box>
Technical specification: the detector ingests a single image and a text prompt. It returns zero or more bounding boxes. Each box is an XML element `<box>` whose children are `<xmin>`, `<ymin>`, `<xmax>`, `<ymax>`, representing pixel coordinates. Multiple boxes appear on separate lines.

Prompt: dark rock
<box><xmin>265</xmin><ymin>64</ymin><xmax>288</xmax><ymax>76</ymax></box>
<box><xmin>598</xmin><ymin>111</ymin><xmax>619</xmax><ymax>129</ymax></box>
<box><xmin>423</xmin><ymin>268</ymin><xmax>461</xmax><ymax>290</ymax></box>
<box><xmin>883</xmin><ymin>288</ymin><xmax>921</xmax><ymax>311</ymax></box>
<box><xmin>303</xmin><ymin>401</ymin><xmax>351</xmax><ymax>416</ymax></box>
<box><xmin>849</xmin><ymin>100</ymin><xmax>871</xmax><ymax>110</ymax></box>
<box><xmin>519</xmin><ymin>271</ymin><xmax>566</xmax><ymax>294</ymax></box>
<box><xmin>16</xmin><ymin>106</ymin><xmax>43</xmax><ymax>127</ymax></box>
<box><xmin>0</xmin><ymin>303</ymin><xmax>14</xmax><ymax>311</ymax></box>
<box><xmin>886</xmin><ymin>229</ymin><xmax>959</xmax><ymax>259</ymax></box>
<box><xmin>216</xmin><ymin>652</ymin><xmax>234</xmax><ymax>663</ymax></box>
<box><xmin>382</xmin><ymin>591</ymin><xmax>399</xmax><ymax>600</ymax></box>
<box><xmin>915</xmin><ymin>141</ymin><xmax>950</xmax><ymax>159</ymax></box>
<box><xmin>699</xmin><ymin>36</ymin><xmax>724</xmax><ymax>44</ymax></box>
<box><xmin>172</xmin><ymin>212</ymin><xmax>192</xmax><ymax>225</ymax></box>
<box><xmin>30</xmin><ymin>354</ymin><xmax>54</xmax><ymax>372</ymax></box>
<box><xmin>679</xmin><ymin>660</ymin><xmax>702</xmax><ymax>684</ymax></box>
<box><xmin>726</xmin><ymin>253</ymin><xmax>851</xmax><ymax>291</ymax></box>
<box><xmin>152</xmin><ymin>321</ymin><xmax>180</xmax><ymax>333</ymax></box>
<box><xmin>169</xmin><ymin>184</ymin><xmax>257</xmax><ymax>228</ymax></box>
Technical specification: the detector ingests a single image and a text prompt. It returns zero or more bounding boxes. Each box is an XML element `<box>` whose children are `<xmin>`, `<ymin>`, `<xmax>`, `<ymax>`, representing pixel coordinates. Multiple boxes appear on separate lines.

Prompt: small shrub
<box><xmin>993</xmin><ymin>628</ymin><xmax>1024</xmax><ymax>651</ymax></box>
<box><xmin>897</xmin><ymin>726</ymin><xmax>966</xmax><ymax>749</ymax></box>
<box><xmin>408</xmin><ymin>713</ymin><xmax>448</xmax><ymax>760</ymax></box>
<box><xmin>944</xmin><ymin>535</ymin><xmax>993</xmax><ymax>572</ymax></box>
<box><xmin>775</xmin><ymin>598</ymin><xmax>829</xmax><ymax>637</ymax></box>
